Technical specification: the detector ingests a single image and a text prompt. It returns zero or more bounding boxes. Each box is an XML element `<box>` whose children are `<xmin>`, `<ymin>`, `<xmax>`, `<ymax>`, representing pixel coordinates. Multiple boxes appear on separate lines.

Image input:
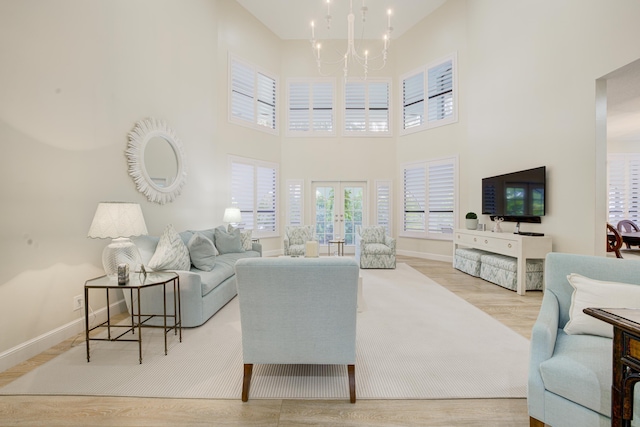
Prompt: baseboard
<box><xmin>397</xmin><ymin>249</ymin><xmax>453</xmax><ymax>263</ymax></box>
<box><xmin>0</xmin><ymin>299</ymin><xmax>127</xmax><ymax>373</ymax></box>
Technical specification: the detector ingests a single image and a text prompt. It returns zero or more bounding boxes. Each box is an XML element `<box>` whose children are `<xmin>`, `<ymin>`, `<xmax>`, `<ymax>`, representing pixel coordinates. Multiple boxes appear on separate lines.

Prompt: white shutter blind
<box><xmin>256</xmin><ymin>166</ymin><xmax>276</xmax><ymax>231</ymax></box>
<box><xmin>403</xmin><ymin>72</ymin><xmax>424</xmax><ymax>130</ymax></box>
<box><xmin>313</xmin><ymin>82</ymin><xmax>333</xmax><ymax>132</ymax></box>
<box><xmin>345</xmin><ymin>82</ymin><xmax>366</xmax><ymax>132</ymax></box>
<box><xmin>257</xmin><ymin>72</ymin><xmax>276</xmax><ymax>130</ymax></box>
<box><xmin>289</xmin><ymin>82</ymin><xmax>310</xmax><ymax>132</ymax></box>
<box><xmin>427</xmin><ymin>160</ymin><xmax>455</xmax><ymax>234</ymax></box>
<box><xmin>403</xmin><ymin>165</ymin><xmax>426</xmax><ymax>232</ymax></box>
<box><xmin>369</xmin><ymin>82</ymin><xmax>389</xmax><ymax>132</ymax></box>
<box><xmin>231</xmin><ymin>59</ymin><xmax>255</xmax><ymax>123</ymax></box>
<box><xmin>608</xmin><ymin>154</ymin><xmax>640</xmax><ymax>225</ymax></box>
<box><xmin>287</xmin><ymin>180</ymin><xmax>303</xmax><ymax>226</ymax></box>
<box><xmin>376</xmin><ymin>181</ymin><xmax>391</xmax><ymax>234</ymax></box>
<box><xmin>427</xmin><ymin>59</ymin><xmax>453</xmax><ymax>123</ymax></box>
<box><xmin>231</xmin><ymin>162</ymin><xmax>255</xmax><ymax>230</ymax></box>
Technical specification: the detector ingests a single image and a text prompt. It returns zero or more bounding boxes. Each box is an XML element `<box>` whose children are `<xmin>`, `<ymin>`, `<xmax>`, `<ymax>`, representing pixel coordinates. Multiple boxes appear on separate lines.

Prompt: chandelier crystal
<box><xmin>310</xmin><ymin>0</ymin><xmax>393</xmax><ymax>79</ymax></box>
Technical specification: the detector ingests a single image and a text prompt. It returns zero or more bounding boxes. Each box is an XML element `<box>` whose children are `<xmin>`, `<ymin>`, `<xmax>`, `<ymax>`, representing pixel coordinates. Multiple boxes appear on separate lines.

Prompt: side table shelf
<box><xmin>84</xmin><ymin>271</ymin><xmax>181</xmax><ymax>364</ymax></box>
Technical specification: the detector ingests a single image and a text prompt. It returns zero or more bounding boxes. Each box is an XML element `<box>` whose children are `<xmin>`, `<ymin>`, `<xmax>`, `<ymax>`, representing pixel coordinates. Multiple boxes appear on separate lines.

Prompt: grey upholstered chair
<box><xmin>235</xmin><ymin>257</ymin><xmax>359</xmax><ymax>403</ymax></box>
<box><xmin>283</xmin><ymin>225</ymin><xmax>316</xmax><ymax>256</ymax></box>
<box><xmin>355</xmin><ymin>225</ymin><xmax>396</xmax><ymax>269</ymax></box>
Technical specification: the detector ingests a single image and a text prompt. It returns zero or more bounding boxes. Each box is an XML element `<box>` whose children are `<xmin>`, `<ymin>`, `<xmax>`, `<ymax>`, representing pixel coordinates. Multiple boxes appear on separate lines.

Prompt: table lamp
<box><xmin>88</xmin><ymin>202</ymin><xmax>148</xmax><ymax>277</ymax></box>
<box><xmin>223</xmin><ymin>207</ymin><xmax>242</xmax><ymax>228</ymax></box>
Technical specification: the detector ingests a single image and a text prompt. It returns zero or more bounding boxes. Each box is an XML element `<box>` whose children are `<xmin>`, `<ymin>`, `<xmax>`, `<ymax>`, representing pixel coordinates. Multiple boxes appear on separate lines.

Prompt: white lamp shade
<box><xmin>223</xmin><ymin>207</ymin><xmax>242</xmax><ymax>223</ymax></box>
<box><xmin>88</xmin><ymin>202</ymin><xmax>148</xmax><ymax>239</ymax></box>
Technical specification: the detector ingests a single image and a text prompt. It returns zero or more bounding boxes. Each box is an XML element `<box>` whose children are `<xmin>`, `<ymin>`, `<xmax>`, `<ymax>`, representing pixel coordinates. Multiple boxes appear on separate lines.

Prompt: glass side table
<box><xmin>84</xmin><ymin>271</ymin><xmax>181</xmax><ymax>364</ymax></box>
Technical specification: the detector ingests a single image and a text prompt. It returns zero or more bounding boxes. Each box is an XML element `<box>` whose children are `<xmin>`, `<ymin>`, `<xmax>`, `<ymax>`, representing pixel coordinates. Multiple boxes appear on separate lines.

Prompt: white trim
<box><xmin>0</xmin><ymin>299</ymin><xmax>126</xmax><ymax>373</ymax></box>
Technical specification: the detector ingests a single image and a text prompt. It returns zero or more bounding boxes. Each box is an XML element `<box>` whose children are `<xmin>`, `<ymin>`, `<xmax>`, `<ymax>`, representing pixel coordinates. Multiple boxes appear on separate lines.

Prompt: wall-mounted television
<box><xmin>481</xmin><ymin>166</ymin><xmax>546</xmax><ymax>223</ymax></box>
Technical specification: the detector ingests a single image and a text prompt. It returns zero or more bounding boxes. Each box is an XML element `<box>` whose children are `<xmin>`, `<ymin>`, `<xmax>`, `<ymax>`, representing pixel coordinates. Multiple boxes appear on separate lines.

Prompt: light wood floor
<box><xmin>0</xmin><ymin>256</ymin><xmax>543</xmax><ymax>426</ymax></box>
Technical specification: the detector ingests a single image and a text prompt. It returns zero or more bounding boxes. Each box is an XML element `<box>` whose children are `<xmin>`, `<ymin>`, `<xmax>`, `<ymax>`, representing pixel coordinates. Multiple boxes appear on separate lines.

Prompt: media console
<box><xmin>453</xmin><ymin>229</ymin><xmax>552</xmax><ymax>295</ymax></box>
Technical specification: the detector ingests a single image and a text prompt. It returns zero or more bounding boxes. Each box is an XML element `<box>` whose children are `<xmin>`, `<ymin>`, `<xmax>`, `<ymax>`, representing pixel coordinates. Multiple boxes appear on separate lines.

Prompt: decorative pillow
<box><xmin>564</xmin><ymin>273</ymin><xmax>640</xmax><ymax>338</ymax></box>
<box><xmin>148</xmin><ymin>224</ymin><xmax>191</xmax><ymax>271</ymax></box>
<box><xmin>214</xmin><ymin>227</ymin><xmax>244</xmax><ymax>254</ymax></box>
<box><xmin>360</xmin><ymin>226</ymin><xmax>385</xmax><ymax>244</ymax></box>
<box><xmin>228</xmin><ymin>225</ymin><xmax>253</xmax><ymax>251</ymax></box>
<box><xmin>187</xmin><ymin>232</ymin><xmax>216</xmax><ymax>271</ymax></box>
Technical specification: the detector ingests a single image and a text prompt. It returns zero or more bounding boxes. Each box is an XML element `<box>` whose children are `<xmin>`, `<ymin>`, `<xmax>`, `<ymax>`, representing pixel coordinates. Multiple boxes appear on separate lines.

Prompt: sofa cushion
<box><xmin>187</xmin><ymin>232</ymin><xmax>217</xmax><ymax>272</ymax></box>
<box><xmin>363</xmin><ymin>242</ymin><xmax>393</xmax><ymax>255</ymax></box>
<box><xmin>360</xmin><ymin>226</ymin><xmax>385</xmax><ymax>244</ymax></box>
<box><xmin>199</xmin><ymin>251</ymin><xmax>261</xmax><ymax>296</ymax></box>
<box><xmin>539</xmin><ymin>331</ymin><xmax>613</xmax><ymax>417</ymax></box>
<box><xmin>564</xmin><ymin>274</ymin><xmax>640</xmax><ymax>338</ymax></box>
<box><xmin>214</xmin><ymin>226</ymin><xmax>244</xmax><ymax>254</ymax></box>
<box><xmin>148</xmin><ymin>224</ymin><xmax>191</xmax><ymax>271</ymax></box>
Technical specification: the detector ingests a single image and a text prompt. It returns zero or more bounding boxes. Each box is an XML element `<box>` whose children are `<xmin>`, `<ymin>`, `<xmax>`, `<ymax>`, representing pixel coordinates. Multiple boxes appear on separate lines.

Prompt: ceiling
<box><xmin>234</xmin><ymin>0</ymin><xmax>639</xmax><ymax>143</ymax></box>
<box><xmin>234</xmin><ymin>0</ymin><xmax>447</xmax><ymax>40</ymax></box>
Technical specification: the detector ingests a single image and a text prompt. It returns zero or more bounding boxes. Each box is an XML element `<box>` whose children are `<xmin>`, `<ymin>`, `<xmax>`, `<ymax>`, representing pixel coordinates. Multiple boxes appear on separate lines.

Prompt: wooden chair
<box><xmin>607</xmin><ymin>223</ymin><xmax>623</xmax><ymax>259</ymax></box>
<box><xmin>616</xmin><ymin>219</ymin><xmax>640</xmax><ymax>248</ymax></box>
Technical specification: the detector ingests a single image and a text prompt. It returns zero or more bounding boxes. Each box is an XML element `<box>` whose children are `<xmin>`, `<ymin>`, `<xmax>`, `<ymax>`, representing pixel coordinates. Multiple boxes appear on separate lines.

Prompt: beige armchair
<box><xmin>355</xmin><ymin>225</ymin><xmax>396</xmax><ymax>269</ymax></box>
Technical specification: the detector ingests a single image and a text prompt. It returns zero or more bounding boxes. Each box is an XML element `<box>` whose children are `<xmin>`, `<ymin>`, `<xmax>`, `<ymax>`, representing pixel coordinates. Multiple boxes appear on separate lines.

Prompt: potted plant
<box><xmin>465</xmin><ymin>212</ymin><xmax>478</xmax><ymax>230</ymax></box>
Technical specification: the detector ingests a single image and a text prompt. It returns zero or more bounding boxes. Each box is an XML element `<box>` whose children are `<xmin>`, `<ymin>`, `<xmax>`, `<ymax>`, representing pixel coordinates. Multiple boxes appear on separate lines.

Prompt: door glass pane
<box><xmin>343</xmin><ymin>187</ymin><xmax>363</xmax><ymax>246</ymax></box>
<box><xmin>315</xmin><ymin>186</ymin><xmax>334</xmax><ymax>244</ymax></box>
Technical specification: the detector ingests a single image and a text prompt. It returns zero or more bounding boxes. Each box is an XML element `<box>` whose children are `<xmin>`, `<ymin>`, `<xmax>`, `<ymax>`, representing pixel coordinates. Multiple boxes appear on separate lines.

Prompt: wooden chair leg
<box><xmin>529</xmin><ymin>416</ymin><xmax>545</xmax><ymax>427</ymax></box>
<box><xmin>242</xmin><ymin>363</ymin><xmax>253</xmax><ymax>402</ymax></box>
<box><xmin>348</xmin><ymin>364</ymin><xmax>356</xmax><ymax>403</ymax></box>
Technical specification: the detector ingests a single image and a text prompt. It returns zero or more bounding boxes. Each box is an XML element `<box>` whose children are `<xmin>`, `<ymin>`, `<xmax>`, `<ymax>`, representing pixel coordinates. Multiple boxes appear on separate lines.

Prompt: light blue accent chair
<box><xmin>235</xmin><ymin>257</ymin><xmax>359</xmax><ymax>403</ymax></box>
<box><xmin>283</xmin><ymin>225</ymin><xmax>317</xmax><ymax>256</ymax></box>
<box><xmin>529</xmin><ymin>252</ymin><xmax>640</xmax><ymax>427</ymax></box>
<box><xmin>355</xmin><ymin>225</ymin><xmax>396</xmax><ymax>269</ymax></box>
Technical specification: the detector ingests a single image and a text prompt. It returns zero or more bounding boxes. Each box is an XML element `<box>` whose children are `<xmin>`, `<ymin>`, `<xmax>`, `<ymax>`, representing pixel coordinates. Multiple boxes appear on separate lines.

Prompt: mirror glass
<box><xmin>126</xmin><ymin>118</ymin><xmax>187</xmax><ymax>204</ymax></box>
<box><xmin>144</xmin><ymin>136</ymin><xmax>178</xmax><ymax>188</ymax></box>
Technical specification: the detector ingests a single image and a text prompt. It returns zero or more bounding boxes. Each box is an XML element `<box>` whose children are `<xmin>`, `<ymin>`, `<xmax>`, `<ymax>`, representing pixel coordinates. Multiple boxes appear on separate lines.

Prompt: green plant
<box><xmin>465</xmin><ymin>212</ymin><xmax>477</xmax><ymax>219</ymax></box>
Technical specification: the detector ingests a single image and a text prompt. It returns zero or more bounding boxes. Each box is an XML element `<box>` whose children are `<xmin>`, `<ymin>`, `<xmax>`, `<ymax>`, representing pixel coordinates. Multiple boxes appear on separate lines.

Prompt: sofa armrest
<box><xmin>528</xmin><ymin>289</ymin><xmax>560</xmax><ymax>421</ymax></box>
<box><xmin>251</xmin><ymin>242</ymin><xmax>262</xmax><ymax>256</ymax></box>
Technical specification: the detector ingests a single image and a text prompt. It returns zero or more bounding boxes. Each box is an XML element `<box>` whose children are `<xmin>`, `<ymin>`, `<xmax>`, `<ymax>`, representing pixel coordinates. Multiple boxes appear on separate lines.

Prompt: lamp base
<box><xmin>102</xmin><ymin>237</ymin><xmax>142</xmax><ymax>278</ymax></box>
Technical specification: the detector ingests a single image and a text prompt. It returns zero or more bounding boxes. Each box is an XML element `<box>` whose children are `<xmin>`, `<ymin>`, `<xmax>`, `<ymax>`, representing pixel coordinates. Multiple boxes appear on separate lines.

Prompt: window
<box><xmin>401</xmin><ymin>157</ymin><xmax>457</xmax><ymax>239</ymax></box>
<box><xmin>400</xmin><ymin>53</ymin><xmax>457</xmax><ymax>135</ymax></box>
<box><xmin>286</xmin><ymin>179</ymin><xmax>304</xmax><ymax>226</ymax></box>
<box><xmin>229</xmin><ymin>156</ymin><xmax>279</xmax><ymax>238</ymax></box>
<box><xmin>287</xmin><ymin>79</ymin><xmax>335</xmax><ymax>136</ymax></box>
<box><xmin>375</xmin><ymin>180</ymin><xmax>392</xmax><ymax>234</ymax></box>
<box><xmin>344</xmin><ymin>79</ymin><xmax>391</xmax><ymax>136</ymax></box>
<box><xmin>608</xmin><ymin>153</ymin><xmax>640</xmax><ymax>225</ymax></box>
<box><xmin>229</xmin><ymin>54</ymin><xmax>278</xmax><ymax>134</ymax></box>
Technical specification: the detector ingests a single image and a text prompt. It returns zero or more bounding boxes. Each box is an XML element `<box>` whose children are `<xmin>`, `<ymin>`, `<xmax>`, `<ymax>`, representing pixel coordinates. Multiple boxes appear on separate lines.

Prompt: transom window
<box><xmin>400</xmin><ymin>53</ymin><xmax>457</xmax><ymax>135</ymax></box>
<box><xmin>229</xmin><ymin>54</ymin><xmax>278</xmax><ymax>134</ymax></box>
<box><xmin>344</xmin><ymin>78</ymin><xmax>391</xmax><ymax>136</ymax></box>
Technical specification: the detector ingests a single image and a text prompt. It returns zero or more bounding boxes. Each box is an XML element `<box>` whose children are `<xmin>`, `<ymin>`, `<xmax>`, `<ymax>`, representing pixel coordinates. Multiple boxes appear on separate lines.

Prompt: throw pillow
<box><xmin>228</xmin><ymin>225</ymin><xmax>253</xmax><ymax>251</ymax></box>
<box><xmin>214</xmin><ymin>227</ymin><xmax>244</xmax><ymax>254</ymax></box>
<box><xmin>187</xmin><ymin>232</ymin><xmax>216</xmax><ymax>271</ymax></box>
<box><xmin>360</xmin><ymin>226</ymin><xmax>385</xmax><ymax>244</ymax></box>
<box><xmin>564</xmin><ymin>273</ymin><xmax>640</xmax><ymax>338</ymax></box>
<box><xmin>148</xmin><ymin>224</ymin><xmax>191</xmax><ymax>271</ymax></box>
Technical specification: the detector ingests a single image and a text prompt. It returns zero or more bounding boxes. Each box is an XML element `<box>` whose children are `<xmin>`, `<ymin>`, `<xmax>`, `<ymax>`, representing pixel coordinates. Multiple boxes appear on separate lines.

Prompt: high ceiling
<box><xmin>234</xmin><ymin>0</ymin><xmax>447</xmax><ymax>40</ymax></box>
<box><xmin>234</xmin><ymin>0</ymin><xmax>640</xmax><ymax>143</ymax></box>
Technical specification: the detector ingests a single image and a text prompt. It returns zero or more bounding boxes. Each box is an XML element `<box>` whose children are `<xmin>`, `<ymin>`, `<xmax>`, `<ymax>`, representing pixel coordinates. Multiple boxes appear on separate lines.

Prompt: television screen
<box><xmin>482</xmin><ymin>166</ymin><xmax>546</xmax><ymax>222</ymax></box>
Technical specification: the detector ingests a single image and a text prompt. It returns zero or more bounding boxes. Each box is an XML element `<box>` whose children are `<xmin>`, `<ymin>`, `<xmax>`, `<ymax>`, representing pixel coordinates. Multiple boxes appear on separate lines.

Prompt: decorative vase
<box><xmin>465</xmin><ymin>218</ymin><xmax>479</xmax><ymax>230</ymax></box>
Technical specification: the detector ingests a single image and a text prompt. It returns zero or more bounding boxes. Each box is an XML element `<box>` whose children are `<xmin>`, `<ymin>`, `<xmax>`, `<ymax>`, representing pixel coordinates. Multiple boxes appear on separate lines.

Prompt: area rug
<box><xmin>0</xmin><ymin>263</ymin><xmax>529</xmax><ymax>400</ymax></box>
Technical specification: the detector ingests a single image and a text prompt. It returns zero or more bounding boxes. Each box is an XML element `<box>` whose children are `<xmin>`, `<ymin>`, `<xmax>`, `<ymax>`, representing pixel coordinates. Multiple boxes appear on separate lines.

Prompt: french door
<box><xmin>312</xmin><ymin>181</ymin><xmax>366</xmax><ymax>254</ymax></box>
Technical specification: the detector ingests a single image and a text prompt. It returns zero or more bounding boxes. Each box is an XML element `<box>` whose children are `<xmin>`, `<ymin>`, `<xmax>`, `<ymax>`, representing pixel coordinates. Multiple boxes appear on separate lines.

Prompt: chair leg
<box><xmin>242</xmin><ymin>363</ymin><xmax>253</xmax><ymax>402</ymax></box>
<box><xmin>348</xmin><ymin>364</ymin><xmax>356</xmax><ymax>403</ymax></box>
<box><xmin>529</xmin><ymin>416</ymin><xmax>545</xmax><ymax>427</ymax></box>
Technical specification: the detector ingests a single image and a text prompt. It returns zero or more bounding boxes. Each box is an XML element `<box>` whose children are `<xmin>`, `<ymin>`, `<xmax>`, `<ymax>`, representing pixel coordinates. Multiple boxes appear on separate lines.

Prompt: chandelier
<box><xmin>310</xmin><ymin>0</ymin><xmax>393</xmax><ymax>79</ymax></box>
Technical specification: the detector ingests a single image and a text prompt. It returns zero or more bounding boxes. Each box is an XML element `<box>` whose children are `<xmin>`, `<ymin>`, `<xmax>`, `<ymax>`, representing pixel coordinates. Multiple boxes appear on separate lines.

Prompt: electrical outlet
<box><xmin>73</xmin><ymin>295</ymin><xmax>83</xmax><ymax>311</ymax></box>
